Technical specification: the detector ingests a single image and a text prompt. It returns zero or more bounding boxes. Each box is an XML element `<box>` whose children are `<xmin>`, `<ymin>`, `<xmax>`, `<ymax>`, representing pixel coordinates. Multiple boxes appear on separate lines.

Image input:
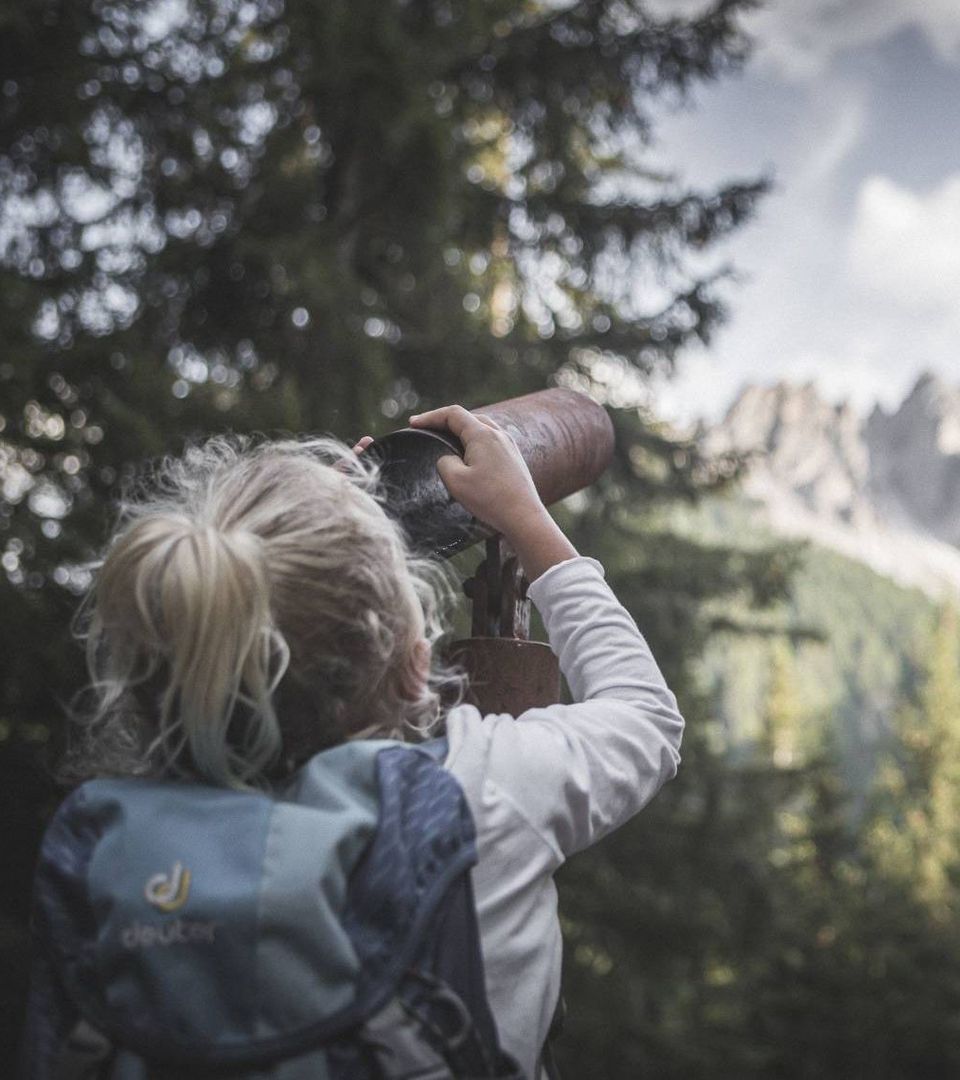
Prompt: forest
<box><xmin>2</xmin><ymin>2</ymin><xmax>959</xmax><ymax>1076</ymax></box>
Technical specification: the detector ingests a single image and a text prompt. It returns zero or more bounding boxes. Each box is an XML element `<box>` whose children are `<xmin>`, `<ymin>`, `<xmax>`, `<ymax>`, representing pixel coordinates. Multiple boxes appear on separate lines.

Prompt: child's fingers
<box><xmin>409</xmin><ymin>405</ymin><xmax>491</xmax><ymax>445</ymax></box>
<box><xmin>436</xmin><ymin>453</ymin><xmax>472</xmax><ymax>497</ymax></box>
<box><xmin>334</xmin><ymin>436</ymin><xmax>375</xmax><ymax>474</ymax></box>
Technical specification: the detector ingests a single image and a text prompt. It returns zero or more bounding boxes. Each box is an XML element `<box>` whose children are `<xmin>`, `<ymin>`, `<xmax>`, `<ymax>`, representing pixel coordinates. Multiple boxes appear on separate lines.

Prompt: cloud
<box><xmin>643</xmin><ymin>1</ymin><xmax>960</xmax><ymax>427</ymax></box>
<box><xmin>848</xmin><ymin>173</ymin><xmax>960</xmax><ymax>311</ymax></box>
<box><xmin>650</xmin><ymin>166</ymin><xmax>960</xmax><ymax>429</ymax></box>
<box><xmin>645</xmin><ymin>1</ymin><xmax>960</xmax><ymax>78</ymax></box>
<box><xmin>746</xmin><ymin>0</ymin><xmax>960</xmax><ymax>79</ymax></box>
<box><xmin>794</xmin><ymin>83</ymin><xmax>867</xmax><ymax>191</ymax></box>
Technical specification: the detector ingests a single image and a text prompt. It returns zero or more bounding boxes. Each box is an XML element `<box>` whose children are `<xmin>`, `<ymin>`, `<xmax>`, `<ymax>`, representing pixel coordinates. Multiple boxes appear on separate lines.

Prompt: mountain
<box><xmin>661</xmin><ymin>378</ymin><xmax>946</xmax><ymax>787</ymax></box>
<box><xmin>867</xmin><ymin>373</ymin><xmax>960</xmax><ymax>545</ymax></box>
<box><xmin>703</xmin><ymin>374</ymin><xmax>960</xmax><ymax>599</ymax></box>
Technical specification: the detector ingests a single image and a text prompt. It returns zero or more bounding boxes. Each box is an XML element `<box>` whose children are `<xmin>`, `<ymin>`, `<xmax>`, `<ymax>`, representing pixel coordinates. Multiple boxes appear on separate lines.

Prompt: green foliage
<box><xmin>662</xmin><ymin>494</ymin><xmax>936</xmax><ymax>787</ymax></box>
<box><xmin>869</xmin><ymin>606</ymin><xmax>960</xmax><ymax>919</ymax></box>
<box><xmin>0</xmin><ymin>0</ymin><xmax>765</xmax><ymax>569</ymax></box>
<box><xmin>0</xmin><ymin>0</ymin><xmax>765</xmax><ymax>739</ymax></box>
<box><xmin>554</xmin><ymin>482</ymin><xmax>960</xmax><ymax>1078</ymax></box>
<box><xmin>1</xmin><ymin>0</ymin><xmax>771</xmax><ymax>1068</ymax></box>
<box><xmin>760</xmin><ymin>639</ymin><xmax>810</xmax><ymax>767</ymax></box>
<box><xmin>557</xmin><ymin>554</ymin><xmax>960</xmax><ymax>1079</ymax></box>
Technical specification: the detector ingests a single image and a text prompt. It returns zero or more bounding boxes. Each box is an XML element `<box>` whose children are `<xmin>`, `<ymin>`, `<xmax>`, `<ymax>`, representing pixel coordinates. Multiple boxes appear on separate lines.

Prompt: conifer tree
<box><xmin>869</xmin><ymin>605</ymin><xmax>960</xmax><ymax>919</ymax></box>
<box><xmin>760</xmin><ymin>639</ymin><xmax>807</xmax><ymax>769</ymax></box>
<box><xmin>0</xmin><ymin>0</ymin><xmax>766</xmax><ymax>770</ymax></box>
<box><xmin>0</xmin><ymin>1</ymin><xmax>769</xmax><ymax>1069</ymax></box>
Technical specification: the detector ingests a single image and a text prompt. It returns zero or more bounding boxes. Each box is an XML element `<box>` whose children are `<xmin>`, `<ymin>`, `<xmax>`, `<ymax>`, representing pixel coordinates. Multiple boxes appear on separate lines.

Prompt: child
<box><xmin>24</xmin><ymin>404</ymin><xmax>684</xmax><ymax>1079</ymax></box>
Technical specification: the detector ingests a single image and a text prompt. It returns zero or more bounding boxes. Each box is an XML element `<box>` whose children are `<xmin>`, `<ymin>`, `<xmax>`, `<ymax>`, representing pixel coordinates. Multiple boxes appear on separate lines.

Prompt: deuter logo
<box><xmin>144</xmin><ymin>861</ymin><xmax>191</xmax><ymax>912</ymax></box>
<box><xmin>125</xmin><ymin>861</ymin><xmax>212</xmax><ymax>949</ymax></box>
<box><xmin>121</xmin><ymin>918</ymin><xmax>218</xmax><ymax>950</ymax></box>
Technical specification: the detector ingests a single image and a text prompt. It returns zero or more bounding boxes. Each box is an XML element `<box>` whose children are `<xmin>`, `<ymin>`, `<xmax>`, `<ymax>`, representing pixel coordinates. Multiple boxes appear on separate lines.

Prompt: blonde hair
<box><xmin>68</xmin><ymin>433</ymin><xmax>464</xmax><ymax>789</ymax></box>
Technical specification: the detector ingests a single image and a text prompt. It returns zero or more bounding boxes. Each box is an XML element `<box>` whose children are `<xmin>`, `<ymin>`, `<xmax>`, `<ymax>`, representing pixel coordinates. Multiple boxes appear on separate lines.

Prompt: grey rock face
<box><xmin>707</xmin><ymin>380</ymin><xmax>874</xmax><ymax>528</ymax></box>
<box><xmin>865</xmin><ymin>372</ymin><xmax>960</xmax><ymax>545</ymax></box>
<box><xmin>705</xmin><ymin>373</ymin><xmax>960</xmax><ymax>597</ymax></box>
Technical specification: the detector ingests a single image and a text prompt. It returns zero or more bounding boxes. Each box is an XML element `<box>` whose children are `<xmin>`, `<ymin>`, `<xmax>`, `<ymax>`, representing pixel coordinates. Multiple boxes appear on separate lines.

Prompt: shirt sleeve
<box><xmin>443</xmin><ymin>554</ymin><xmax>684</xmax><ymax>862</ymax></box>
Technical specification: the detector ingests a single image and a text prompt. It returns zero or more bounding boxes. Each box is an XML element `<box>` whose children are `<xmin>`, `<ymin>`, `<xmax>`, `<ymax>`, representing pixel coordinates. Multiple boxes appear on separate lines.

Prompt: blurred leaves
<box><xmin>0</xmin><ymin>3</ymin><xmax>769</xmax><ymax>1066</ymax></box>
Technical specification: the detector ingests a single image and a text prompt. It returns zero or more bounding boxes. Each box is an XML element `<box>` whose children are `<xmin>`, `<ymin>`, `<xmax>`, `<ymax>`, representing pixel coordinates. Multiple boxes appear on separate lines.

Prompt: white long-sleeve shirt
<box><xmin>442</xmin><ymin>555</ymin><xmax>684</xmax><ymax>1079</ymax></box>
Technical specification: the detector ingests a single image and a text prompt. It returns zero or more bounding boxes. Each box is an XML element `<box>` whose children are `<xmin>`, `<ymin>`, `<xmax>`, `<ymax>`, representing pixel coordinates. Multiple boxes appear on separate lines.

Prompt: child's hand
<box><xmin>408</xmin><ymin>405</ymin><xmax>546</xmax><ymax>538</ymax></box>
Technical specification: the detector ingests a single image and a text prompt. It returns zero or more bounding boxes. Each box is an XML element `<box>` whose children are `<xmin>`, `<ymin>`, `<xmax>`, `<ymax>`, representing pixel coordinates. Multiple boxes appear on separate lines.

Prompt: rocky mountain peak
<box><xmin>865</xmin><ymin>373</ymin><xmax>960</xmax><ymax>541</ymax></box>
<box><xmin>707</xmin><ymin>379</ymin><xmax>870</xmax><ymax>527</ymax></box>
<box><xmin>869</xmin><ymin>371</ymin><xmax>960</xmax><ymax>457</ymax></box>
<box><xmin>720</xmin><ymin>380</ymin><xmax>835</xmax><ymax>448</ymax></box>
<box><xmin>705</xmin><ymin>374</ymin><xmax>960</xmax><ymax>598</ymax></box>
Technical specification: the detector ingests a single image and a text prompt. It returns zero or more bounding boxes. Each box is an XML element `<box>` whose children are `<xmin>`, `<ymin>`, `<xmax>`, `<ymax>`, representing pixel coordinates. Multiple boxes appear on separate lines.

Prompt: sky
<box><xmin>640</xmin><ymin>0</ymin><xmax>960</xmax><ymax>426</ymax></box>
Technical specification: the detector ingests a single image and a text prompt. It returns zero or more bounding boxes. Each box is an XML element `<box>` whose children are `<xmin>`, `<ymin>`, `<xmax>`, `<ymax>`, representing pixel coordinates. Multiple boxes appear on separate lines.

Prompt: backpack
<box><xmin>21</xmin><ymin>738</ymin><xmax>526</xmax><ymax>1079</ymax></box>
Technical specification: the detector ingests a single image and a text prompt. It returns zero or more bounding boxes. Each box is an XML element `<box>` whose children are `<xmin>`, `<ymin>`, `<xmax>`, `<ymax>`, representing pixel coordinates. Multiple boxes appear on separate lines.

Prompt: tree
<box><xmin>736</xmin><ymin>605</ymin><xmax>960</xmax><ymax>1080</ymax></box>
<box><xmin>760</xmin><ymin>639</ymin><xmax>808</xmax><ymax>769</ymax></box>
<box><xmin>869</xmin><ymin>605</ymin><xmax>960</xmax><ymax>919</ymax></box>
<box><xmin>0</xmin><ymin>0</ymin><xmax>765</xmax><ymax>586</ymax></box>
<box><xmin>552</xmin><ymin>477</ymin><xmax>806</xmax><ymax>1077</ymax></box>
<box><xmin>0</xmin><ymin>0</ymin><xmax>768</xmax><ymax>1069</ymax></box>
<box><xmin>0</xmin><ymin>0</ymin><xmax>766</xmax><ymax>770</ymax></box>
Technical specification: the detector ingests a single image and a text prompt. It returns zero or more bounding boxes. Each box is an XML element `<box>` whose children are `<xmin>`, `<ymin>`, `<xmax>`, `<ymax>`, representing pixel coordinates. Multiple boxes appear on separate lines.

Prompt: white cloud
<box><xmin>642</xmin><ymin>1</ymin><xmax>960</xmax><ymax>427</ymax></box>
<box><xmin>746</xmin><ymin>0</ymin><xmax>960</xmax><ymax>79</ymax></box>
<box><xmin>848</xmin><ymin>173</ymin><xmax>960</xmax><ymax>311</ymax></box>
<box><xmin>649</xmin><ymin>166</ymin><xmax>960</xmax><ymax>429</ymax></box>
<box><xmin>645</xmin><ymin>1</ymin><xmax>960</xmax><ymax>78</ymax></box>
<box><xmin>795</xmin><ymin>86</ymin><xmax>866</xmax><ymax>190</ymax></box>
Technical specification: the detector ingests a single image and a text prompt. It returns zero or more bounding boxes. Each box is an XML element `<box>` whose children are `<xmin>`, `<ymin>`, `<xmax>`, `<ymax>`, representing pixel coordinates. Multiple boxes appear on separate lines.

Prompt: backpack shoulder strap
<box><xmin>414</xmin><ymin>736</ymin><xmax>449</xmax><ymax>765</ymax></box>
<box><xmin>333</xmin><ymin>741</ymin><xmax>523</xmax><ymax>1079</ymax></box>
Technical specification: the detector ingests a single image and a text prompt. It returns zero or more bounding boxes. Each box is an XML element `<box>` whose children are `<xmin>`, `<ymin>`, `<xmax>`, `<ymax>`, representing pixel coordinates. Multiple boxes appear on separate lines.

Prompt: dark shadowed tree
<box><xmin>0</xmin><ymin>0</ymin><xmax>769</xmax><ymax>1070</ymax></box>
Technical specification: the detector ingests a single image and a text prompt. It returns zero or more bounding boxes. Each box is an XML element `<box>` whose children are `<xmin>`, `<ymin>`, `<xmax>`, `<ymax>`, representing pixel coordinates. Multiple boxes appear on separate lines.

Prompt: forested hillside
<box><xmin>666</xmin><ymin>493</ymin><xmax>937</xmax><ymax>793</ymax></box>
<box><xmin>554</xmin><ymin>490</ymin><xmax>960</xmax><ymax>1077</ymax></box>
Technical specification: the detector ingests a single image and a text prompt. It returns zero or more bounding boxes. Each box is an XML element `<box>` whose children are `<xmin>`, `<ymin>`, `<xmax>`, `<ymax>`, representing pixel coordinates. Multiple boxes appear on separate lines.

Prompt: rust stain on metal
<box><xmin>445</xmin><ymin>638</ymin><xmax>561</xmax><ymax>716</ymax></box>
<box><xmin>474</xmin><ymin>387</ymin><xmax>615</xmax><ymax>508</ymax></box>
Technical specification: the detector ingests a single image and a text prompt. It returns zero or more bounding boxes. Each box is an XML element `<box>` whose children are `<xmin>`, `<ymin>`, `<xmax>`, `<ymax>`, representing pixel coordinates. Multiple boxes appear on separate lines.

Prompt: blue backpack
<box><xmin>21</xmin><ymin>739</ymin><xmax>525</xmax><ymax>1079</ymax></box>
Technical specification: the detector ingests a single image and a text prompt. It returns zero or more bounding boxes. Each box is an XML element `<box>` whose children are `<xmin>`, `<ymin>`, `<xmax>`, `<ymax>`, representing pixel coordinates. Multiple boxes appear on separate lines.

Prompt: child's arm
<box><xmin>514</xmin><ymin>553</ymin><xmax>683</xmax><ymax>855</ymax></box>
<box><xmin>409</xmin><ymin>405</ymin><xmax>683</xmax><ymax>861</ymax></box>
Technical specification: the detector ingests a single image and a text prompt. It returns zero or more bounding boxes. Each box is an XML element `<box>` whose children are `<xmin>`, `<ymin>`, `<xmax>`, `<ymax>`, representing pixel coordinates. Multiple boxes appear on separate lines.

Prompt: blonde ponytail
<box><xmin>87</xmin><ymin>515</ymin><xmax>288</xmax><ymax>787</ymax></box>
<box><xmin>69</xmin><ymin>434</ymin><xmax>463</xmax><ymax>789</ymax></box>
